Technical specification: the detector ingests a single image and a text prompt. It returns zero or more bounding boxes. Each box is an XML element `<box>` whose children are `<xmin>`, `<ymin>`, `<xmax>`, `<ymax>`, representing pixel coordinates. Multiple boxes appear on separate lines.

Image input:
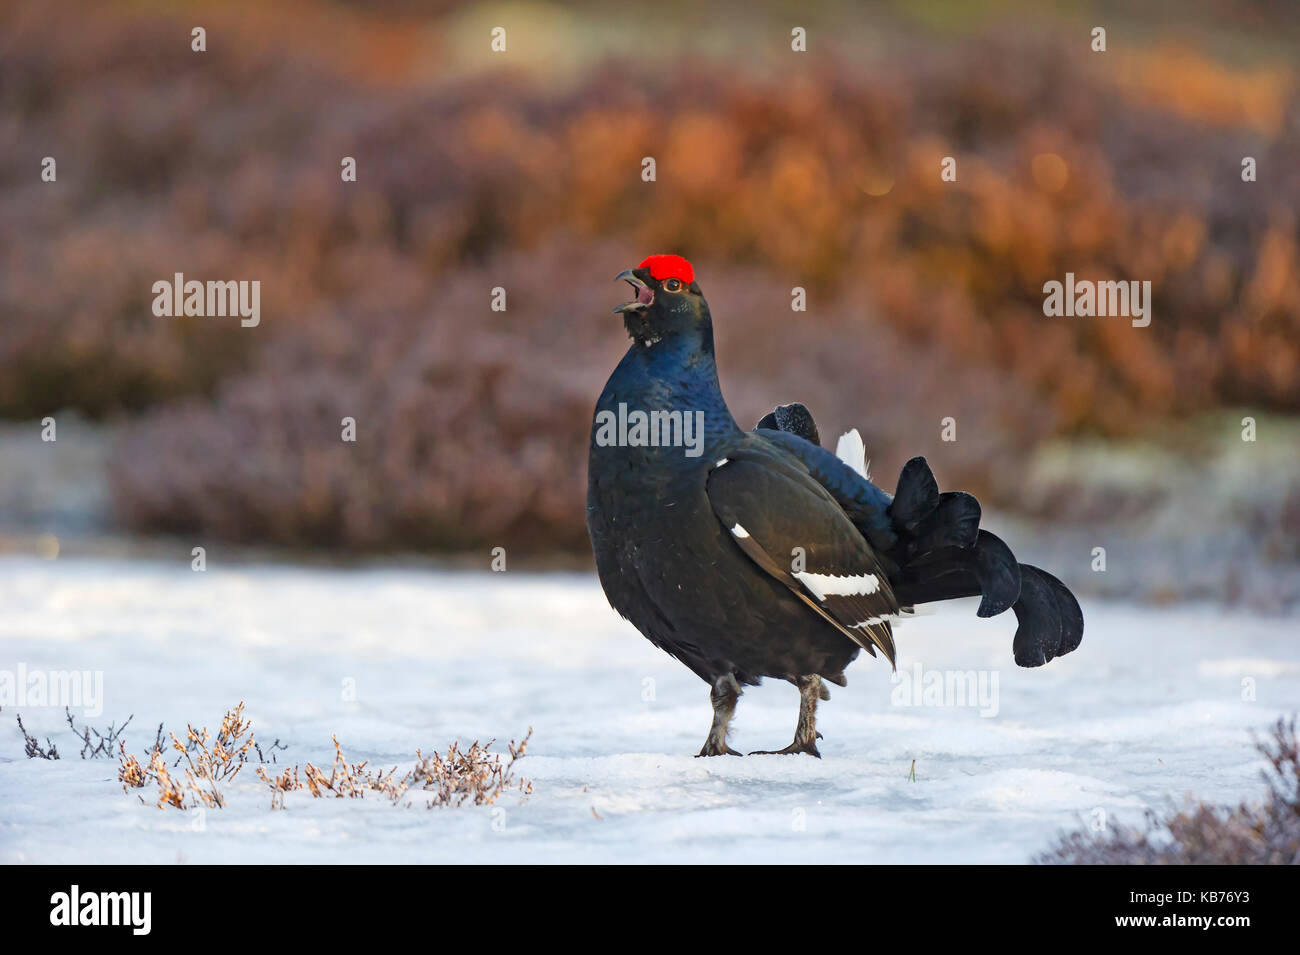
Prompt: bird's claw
<box><xmin>748</xmin><ymin>739</ymin><xmax>822</xmax><ymax>758</ymax></box>
<box><xmin>696</xmin><ymin>742</ymin><xmax>743</xmax><ymax>757</ymax></box>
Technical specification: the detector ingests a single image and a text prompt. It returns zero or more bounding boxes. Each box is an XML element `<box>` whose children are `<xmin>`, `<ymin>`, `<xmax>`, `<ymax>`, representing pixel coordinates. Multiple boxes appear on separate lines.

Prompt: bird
<box><xmin>586</xmin><ymin>253</ymin><xmax>1082</xmax><ymax>757</ymax></box>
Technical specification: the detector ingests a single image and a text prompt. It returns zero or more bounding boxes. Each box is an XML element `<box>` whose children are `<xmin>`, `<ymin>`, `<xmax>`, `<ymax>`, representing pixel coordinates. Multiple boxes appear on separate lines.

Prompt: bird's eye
<box><xmin>663</xmin><ymin>278</ymin><xmax>683</xmax><ymax>292</ymax></box>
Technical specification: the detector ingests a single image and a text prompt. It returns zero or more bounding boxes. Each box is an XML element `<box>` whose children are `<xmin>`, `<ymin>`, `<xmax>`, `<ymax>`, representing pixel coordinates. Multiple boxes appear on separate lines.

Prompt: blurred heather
<box><xmin>1</xmin><ymin>0</ymin><xmax>1298</xmax><ymax>584</ymax></box>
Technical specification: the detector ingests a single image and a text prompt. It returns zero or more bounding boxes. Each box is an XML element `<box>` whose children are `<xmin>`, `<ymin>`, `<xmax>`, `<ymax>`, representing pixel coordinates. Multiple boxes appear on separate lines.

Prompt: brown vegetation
<box><xmin>1</xmin><ymin>1</ymin><xmax>1296</xmax><ymax>551</ymax></box>
<box><xmin>256</xmin><ymin>727</ymin><xmax>530</xmax><ymax>810</ymax></box>
<box><xmin>1039</xmin><ymin>717</ymin><xmax>1300</xmax><ymax>864</ymax></box>
<box><xmin>16</xmin><ymin>707</ymin><xmax>138</xmax><ymax>760</ymax></box>
<box><xmin>113</xmin><ymin>701</ymin><xmax>533</xmax><ymax>811</ymax></box>
<box><xmin>118</xmin><ymin>702</ymin><xmax>257</xmax><ymax>809</ymax></box>
<box><xmin>258</xmin><ymin>729</ymin><xmax>534</xmax><ymax>810</ymax></box>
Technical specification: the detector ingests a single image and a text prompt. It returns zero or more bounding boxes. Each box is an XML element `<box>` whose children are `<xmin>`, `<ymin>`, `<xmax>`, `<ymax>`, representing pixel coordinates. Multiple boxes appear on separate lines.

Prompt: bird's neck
<box><xmin>624</xmin><ymin>324</ymin><xmax>742</xmax><ymax>441</ymax></box>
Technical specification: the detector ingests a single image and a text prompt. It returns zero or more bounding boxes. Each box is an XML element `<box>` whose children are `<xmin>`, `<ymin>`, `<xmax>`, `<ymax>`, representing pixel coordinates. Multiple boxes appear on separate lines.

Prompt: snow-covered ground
<box><xmin>1</xmin><ymin>554</ymin><xmax>1296</xmax><ymax>864</ymax></box>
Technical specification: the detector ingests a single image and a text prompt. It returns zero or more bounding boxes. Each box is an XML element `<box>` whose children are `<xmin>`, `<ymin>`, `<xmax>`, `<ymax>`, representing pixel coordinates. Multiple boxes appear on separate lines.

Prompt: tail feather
<box><xmin>1012</xmin><ymin>567</ymin><xmax>1062</xmax><ymax>667</ymax></box>
<box><xmin>1052</xmin><ymin>575</ymin><xmax>1085</xmax><ymax>656</ymax></box>
<box><xmin>970</xmin><ymin>531</ymin><xmax>1021</xmax><ymax>617</ymax></box>
<box><xmin>1012</xmin><ymin>565</ymin><xmax>1083</xmax><ymax>667</ymax></box>
<box><xmin>755</xmin><ymin>403</ymin><xmax>821</xmax><ymax>446</ymax></box>
<box><xmin>910</xmin><ymin>491</ymin><xmax>981</xmax><ymax>553</ymax></box>
<box><xmin>892</xmin><ymin>456</ymin><xmax>939</xmax><ymax>530</ymax></box>
<box><xmin>834</xmin><ymin>429</ymin><xmax>870</xmax><ymax>480</ymax></box>
<box><xmin>891</xmin><ymin>560</ymin><xmax>975</xmax><ymax>607</ymax></box>
<box><xmin>892</xmin><ymin>530</ymin><xmax>1020</xmax><ymax>617</ymax></box>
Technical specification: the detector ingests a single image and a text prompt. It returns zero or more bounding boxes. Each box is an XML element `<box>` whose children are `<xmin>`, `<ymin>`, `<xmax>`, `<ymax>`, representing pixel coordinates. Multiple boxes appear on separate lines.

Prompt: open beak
<box><xmin>614</xmin><ymin>269</ymin><xmax>654</xmax><ymax>313</ymax></box>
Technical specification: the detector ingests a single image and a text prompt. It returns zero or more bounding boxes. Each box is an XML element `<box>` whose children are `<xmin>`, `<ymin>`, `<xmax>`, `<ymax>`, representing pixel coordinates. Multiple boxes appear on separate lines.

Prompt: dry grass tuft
<box><xmin>297</xmin><ymin>735</ymin><xmax>407</xmax><ymax>802</ymax></box>
<box><xmin>66</xmin><ymin>708</ymin><xmax>133</xmax><ymax>758</ymax></box>
<box><xmin>259</xmin><ymin>728</ymin><xmax>534</xmax><ymax>810</ymax></box>
<box><xmin>16</xmin><ymin>713</ymin><xmax>59</xmax><ymax>760</ymax></box>
<box><xmin>118</xmin><ymin>701</ymin><xmax>257</xmax><ymax>809</ymax></box>
<box><xmin>15</xmin><ymin>708</ymin><xmax>139</xmax><ymax>760</ymax></box>
<box><xmin>114</xmin><ymin>702</ymin><xmax>533</xmax><ymax>811</ymax></box>
<box><xmin>406</xmin><ymin>730</ymin><xmax>535</xmax><ymax>809</ymax></box>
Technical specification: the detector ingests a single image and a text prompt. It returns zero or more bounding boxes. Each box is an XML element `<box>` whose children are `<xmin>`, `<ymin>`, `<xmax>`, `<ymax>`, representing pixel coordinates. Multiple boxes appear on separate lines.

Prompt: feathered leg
<box><xmin>697</xmin><ymin>673</ymin><xmax>743</xmax><ymax>757</ymax></box>
<box><xmin>751</xmin><ymin>675</ymin><xmax>825</xmax><ymax>757</ymax></box>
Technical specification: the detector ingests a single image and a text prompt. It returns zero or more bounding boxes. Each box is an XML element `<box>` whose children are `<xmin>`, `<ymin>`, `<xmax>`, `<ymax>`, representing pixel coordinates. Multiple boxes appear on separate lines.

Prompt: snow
<box><xmin>1</xmin><ymin>554</ymin><xmax>1296</xmax><ymax>864</ymax></box>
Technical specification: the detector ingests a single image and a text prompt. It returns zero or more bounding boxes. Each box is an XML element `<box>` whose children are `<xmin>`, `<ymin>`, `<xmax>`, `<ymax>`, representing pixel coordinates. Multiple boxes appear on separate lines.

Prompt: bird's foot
<box><xmin>696</xmin><ymin>740</ymin><xmax>743</xmax><ymax>757</ymax></box>
<box><xmin>749</xmin><ymin>733</ymin><xmax>822</xmax><ymax>758</ymax></box>
<box><xmin>697</xmin><ymin>674</ymin><xmax>743</xmax><ymax>756</ymax></box>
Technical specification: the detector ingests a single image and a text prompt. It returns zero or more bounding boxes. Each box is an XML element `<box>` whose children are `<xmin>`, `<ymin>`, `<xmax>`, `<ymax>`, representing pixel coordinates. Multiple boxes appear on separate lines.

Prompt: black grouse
<box><xmin>586</xmin><ymin>254</ymin><xmax>1082</xmax><ymax>757</ymax></box>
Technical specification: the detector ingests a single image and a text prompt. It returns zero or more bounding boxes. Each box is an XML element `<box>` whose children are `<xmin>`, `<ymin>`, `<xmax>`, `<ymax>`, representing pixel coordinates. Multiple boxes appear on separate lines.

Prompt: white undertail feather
<box><xmin>835</xmin><ymin>429</ymin><xmax>870</xmax><ymax>480</ymax></box>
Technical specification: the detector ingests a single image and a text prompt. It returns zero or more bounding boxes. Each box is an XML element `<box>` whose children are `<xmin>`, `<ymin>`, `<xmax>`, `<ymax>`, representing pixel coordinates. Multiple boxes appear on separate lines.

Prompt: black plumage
<box><xmin>757</xmin><ymin>402</ymin><xmax>1083</xmax><ymax>665</ymax></box>
<box><xmin>587</xmin><ymin>256</ymin><xmax>1083</xmax><ymax>757</ymax></box>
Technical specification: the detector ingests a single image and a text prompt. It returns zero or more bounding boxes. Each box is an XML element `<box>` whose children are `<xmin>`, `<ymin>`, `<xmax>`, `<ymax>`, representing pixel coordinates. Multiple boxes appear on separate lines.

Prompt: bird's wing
<box><xmin>706</xmin><ymin>449</ymin><xmax>899</xmax><ymax>666</ymax></box>
<box><xmin>753</xmin><ymin>428</ymin><xmax>897</xmax><ymax>552</ymax></box>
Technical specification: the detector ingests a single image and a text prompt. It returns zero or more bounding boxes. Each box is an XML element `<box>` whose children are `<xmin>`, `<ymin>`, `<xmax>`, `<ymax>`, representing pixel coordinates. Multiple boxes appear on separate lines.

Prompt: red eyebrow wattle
<box><xmin>638</xmin><ymin>254</ymin><xmax>694</xmax><ymax>284</ymax></box>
